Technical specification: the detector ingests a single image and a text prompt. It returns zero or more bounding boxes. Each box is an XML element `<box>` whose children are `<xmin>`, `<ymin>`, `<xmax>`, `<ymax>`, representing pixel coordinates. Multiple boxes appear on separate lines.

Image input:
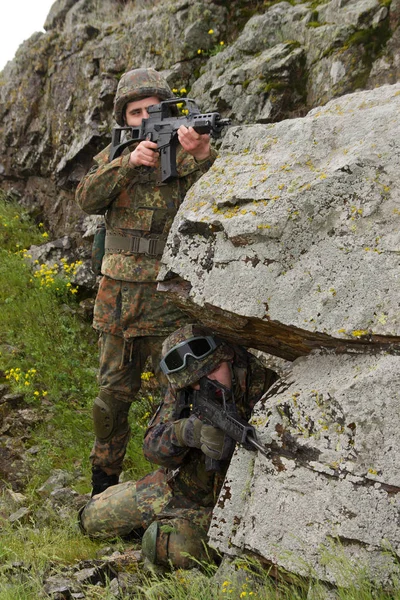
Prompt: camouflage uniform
<box><xmin>80</xmin><ymin>326</ymin><xmax>278</xmax><ymax>568</ymax></box>
<box><xmin>75</xmin><ymin>69</ymin><xmax>217</xmax><ymax>485</ymax></box>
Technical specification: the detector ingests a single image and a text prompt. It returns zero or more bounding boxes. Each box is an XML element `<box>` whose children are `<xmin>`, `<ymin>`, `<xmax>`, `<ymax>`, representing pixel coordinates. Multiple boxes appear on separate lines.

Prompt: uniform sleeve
<box><xmin>180</xmin><ymin>148</ymin><xmax>218</xmax><ymax>196</ymax></box>
<box><xmin>75</xmin><ymin>146</ymin><xmax>141</xmax><ymax>215</ymax></box>
<box><xmin>143</xmin><ymin>388</ymin><xmax>190</xmax><ymax>468</ymax></box>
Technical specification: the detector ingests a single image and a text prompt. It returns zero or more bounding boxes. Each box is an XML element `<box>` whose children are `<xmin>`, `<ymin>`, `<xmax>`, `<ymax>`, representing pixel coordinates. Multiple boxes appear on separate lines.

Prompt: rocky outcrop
<box><xmin>1</xmin><ymin>0</ymin><xmax>400</xmax><ymax>589</ymax></box>
<box><xmin>159</xmin><ymin>82</ymin><xmax>400</xmax><ymax>586</ymax></box>
<box><xmin>158</xmin><ymin>83</ymin><xmax>400</xmax><ymax>358</ymax></box>
<box><xmin>210</xmin><ymin>351</ymin><xmax>400</xmax><ymax>587</ymax></box>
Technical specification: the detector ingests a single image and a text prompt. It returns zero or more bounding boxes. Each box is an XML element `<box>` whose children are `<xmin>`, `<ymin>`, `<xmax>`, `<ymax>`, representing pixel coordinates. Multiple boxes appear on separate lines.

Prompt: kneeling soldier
<box><xmin>79</xmin><ymin>324</ymin><xmax>277</xmax><ymax>568</ymax></box>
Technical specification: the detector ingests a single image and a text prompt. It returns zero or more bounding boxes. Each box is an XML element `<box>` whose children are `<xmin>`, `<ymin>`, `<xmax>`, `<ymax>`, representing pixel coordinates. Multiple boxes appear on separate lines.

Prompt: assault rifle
<box><xmin>192</xmin><ymin>378</ymin><xmax>270</xmax><ymax>472</ymax></box>
<box><xmin>109</xmin><ymin>98</ymin><xmax>230</xmax><ymax>183</ymax></box>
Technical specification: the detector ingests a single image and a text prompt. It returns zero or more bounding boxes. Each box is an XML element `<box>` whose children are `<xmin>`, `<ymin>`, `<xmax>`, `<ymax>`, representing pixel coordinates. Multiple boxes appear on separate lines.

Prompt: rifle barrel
<box><xmin>247</xmin><ymin>434</ymin><xmax>270</xmax><ymax>458</ymax></box>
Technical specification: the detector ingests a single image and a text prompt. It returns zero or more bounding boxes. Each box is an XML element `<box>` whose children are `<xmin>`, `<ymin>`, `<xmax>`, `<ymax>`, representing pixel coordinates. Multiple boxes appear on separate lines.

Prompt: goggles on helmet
<box><xmin>160</xmin><ymin>336</ymin><xmax>218</xmax><ymax>375</ymax></box>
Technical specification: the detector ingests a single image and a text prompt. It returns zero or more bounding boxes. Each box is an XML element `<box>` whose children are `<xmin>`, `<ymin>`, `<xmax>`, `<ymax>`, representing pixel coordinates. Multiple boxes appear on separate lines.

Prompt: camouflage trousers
<box><xmin>80</xmin><ymin>468</ymin><xmax>213</xmax><ymax>568</ymax></box>
<box><xmin>90</xmin><ymin>277</ymin><xmax>191</xmax><ymax>476</ymax></box>
<box><xmin>90</xmin><ymin>332</ymin><xmax>167</xmax><ymax>475</ymax></box>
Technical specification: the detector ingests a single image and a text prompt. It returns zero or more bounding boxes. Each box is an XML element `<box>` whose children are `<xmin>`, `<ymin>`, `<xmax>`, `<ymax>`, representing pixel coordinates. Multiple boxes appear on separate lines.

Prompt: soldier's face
<box><xmin>191</xmin><ymin>361</ymin><xmax>232</xmax><ymax>391</ymax></box>
<box><xmin>125</xmin><ymin>96</ymin><xmax>161</xmax><ymax>126</ymax></box>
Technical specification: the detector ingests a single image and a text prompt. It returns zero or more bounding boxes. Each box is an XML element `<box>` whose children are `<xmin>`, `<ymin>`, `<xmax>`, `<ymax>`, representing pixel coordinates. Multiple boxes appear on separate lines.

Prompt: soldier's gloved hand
<box><xmin>200</xmin><ymin>425</ymin><xmax>236</xmax><ymax>461</ymax></box>
<box><xmin>173</xmin><ymin>414</ymin><xmax>203</xmax><ymax>448</ymax></box>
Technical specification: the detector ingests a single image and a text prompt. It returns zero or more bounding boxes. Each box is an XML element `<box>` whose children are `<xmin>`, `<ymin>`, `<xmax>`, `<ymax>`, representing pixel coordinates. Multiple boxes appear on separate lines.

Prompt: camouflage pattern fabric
<box><xmin>76</xmin><ymin>143</ymin><xmax>216</xmax><ymax>283</ymax></box>
<box><xmin>90</xmin><ymin>280</ymin><xmax>191</xmax><ymax>475</ymax></box>
<box><xmin>113</xmin><ymin>68</ymin><xmax>175</xmax><ymax>126</ymax></box>
<box><xmin>93</xmin><ymin>277</ymin><xmax>190</xmax><ymax>338</ymax></box>
<box><xmin>80</xmin><ymin>347</ymin><xmax>277</xmax><ymax>563</ymax></box>
<box><xmin>81</xmin><ymin>467</ymin><xmax>213</xmax><ymax>564</ymax></box>
<box><xmin>75</xmin><ymin>73</ymin><xmax>216</xmax><ymax>479</ymax></box>
<box><xmin>143</xmin><ymin>348</ymin><xmax>278</xmax><ymax>501</ymax></box>
<box><xmin>161</xmin><ymin>323</ymin><xmax>235</xmax><ymax>390</ymax></box>
<box><xmin>90</xmin><ymin>332</ymin><xmax>168</xmax><ymax>475</ymax></box>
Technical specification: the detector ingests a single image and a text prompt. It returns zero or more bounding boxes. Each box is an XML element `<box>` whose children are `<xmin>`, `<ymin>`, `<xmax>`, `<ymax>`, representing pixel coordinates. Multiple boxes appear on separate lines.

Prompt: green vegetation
<box><xmin>343</xmin><ymin>19</ymin><xmax>392</xmax><ymax>61</ymax></box>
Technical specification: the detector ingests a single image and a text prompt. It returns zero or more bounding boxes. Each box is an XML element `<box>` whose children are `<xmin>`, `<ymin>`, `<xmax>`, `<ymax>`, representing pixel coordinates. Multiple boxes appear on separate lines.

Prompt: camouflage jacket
<box><xmin>76</xmin><ymin>143</ymin><xmax>216</xmax><ymax>282</ymax></box>
<box><xmin>143</xmin><ymin>348</ymin><xmax>278</xmax><ymax>507</ymax></box>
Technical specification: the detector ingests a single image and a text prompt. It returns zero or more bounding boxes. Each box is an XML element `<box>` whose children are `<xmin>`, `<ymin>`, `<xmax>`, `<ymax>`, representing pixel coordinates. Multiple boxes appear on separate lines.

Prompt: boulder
<box><xmin>158</xmin><ymin>83</ymin><xmax>400</xmax><ymax>359</ymax></box>
<box><xmin>209</xmin><ymin>351</ymin><xmax>400</xmax><ymax>587</ymax></box>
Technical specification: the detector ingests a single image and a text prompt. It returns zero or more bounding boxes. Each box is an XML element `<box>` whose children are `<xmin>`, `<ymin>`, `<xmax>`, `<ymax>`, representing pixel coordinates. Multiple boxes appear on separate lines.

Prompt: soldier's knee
<box><xmin>141</xmin><ymin>518</ymin><xmax>211</xmax><ymax>569</ymax></box>
<box><xmin>79</xmin><ymin>481</ymin><xmax>141</xmax><ymax>538</ymax></box>
<box><xmin>93</xmin><ymin>390</ymin><xmax>131</xmax><ymax>442</ymax></box>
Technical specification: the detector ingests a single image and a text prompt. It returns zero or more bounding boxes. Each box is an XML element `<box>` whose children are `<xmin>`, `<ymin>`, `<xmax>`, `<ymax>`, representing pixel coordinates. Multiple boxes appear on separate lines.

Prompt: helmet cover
<box><xmin>161</xmin><ymin>324</ymin><xmax>234</xmax><ymax>390</ymax></box>
<box><xmin>113</xmin><ymin>67</ymin><xmax>175</xmax><ymax>125</ymax></box>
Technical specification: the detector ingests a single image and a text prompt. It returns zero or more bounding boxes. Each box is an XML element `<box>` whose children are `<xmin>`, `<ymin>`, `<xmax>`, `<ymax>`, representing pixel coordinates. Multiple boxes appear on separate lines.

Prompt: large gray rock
<box><xmin>209</xmin><ymin>351</ymin><xmax>400</xmax><ymax>587</ymax></box>
<box><xmin>158</xmin><ymin>83</ymin><xmax>400</xmax><ymax>359</ymax></box>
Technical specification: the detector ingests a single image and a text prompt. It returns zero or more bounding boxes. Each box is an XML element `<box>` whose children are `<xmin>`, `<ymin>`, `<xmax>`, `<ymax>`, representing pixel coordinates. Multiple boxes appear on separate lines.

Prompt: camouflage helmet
<box><xmin>161</xmin><ymin>324</ymin><xmax>234</xmax><ymax>390</ymax></box>
<box><xmin>113</xmin><ymin>67</ymin><xmax>175</xmax><ymax>125</ymax></box>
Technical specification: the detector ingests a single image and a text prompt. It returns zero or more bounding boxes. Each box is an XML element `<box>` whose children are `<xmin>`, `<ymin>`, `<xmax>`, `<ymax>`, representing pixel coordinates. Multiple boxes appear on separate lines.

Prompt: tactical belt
<box><xmin>105</xmin><ymin>232</ymin><xmax>166</xmax><ymax>257</ymax></box>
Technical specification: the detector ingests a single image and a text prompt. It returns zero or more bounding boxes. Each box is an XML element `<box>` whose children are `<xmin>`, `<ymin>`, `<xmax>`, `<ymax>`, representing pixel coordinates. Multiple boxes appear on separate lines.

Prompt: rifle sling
<box><xmin>105</xmin><ymin>232</ymin><xmax>166</xmax><ymax>257</ymax></box>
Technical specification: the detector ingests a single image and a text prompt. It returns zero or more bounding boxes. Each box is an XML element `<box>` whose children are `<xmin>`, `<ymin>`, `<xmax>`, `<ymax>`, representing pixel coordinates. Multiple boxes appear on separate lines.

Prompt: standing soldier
<box><xmin>76</xmin><ymin>68</ymin><xmax>217</xmax><ymax>496</ymax></box>
<box><xmin>79</xmin><ymin>324</ymin><xmax>278</xmax><ymax>568</ymax></box>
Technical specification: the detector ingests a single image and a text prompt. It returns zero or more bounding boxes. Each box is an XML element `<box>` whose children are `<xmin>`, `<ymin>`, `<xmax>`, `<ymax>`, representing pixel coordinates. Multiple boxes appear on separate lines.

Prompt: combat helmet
<box><xmin>160</xmin><ymin>324</ymin><xmax>234</xmax><ymax>390</ymax></box>
<box><xmin>113</xmin><ymin>67</ymin><xmax>175</xmax><ymax>126</ymax></box>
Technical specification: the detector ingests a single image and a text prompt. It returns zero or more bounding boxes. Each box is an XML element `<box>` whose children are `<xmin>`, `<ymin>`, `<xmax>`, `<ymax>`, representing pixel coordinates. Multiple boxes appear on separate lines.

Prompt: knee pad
<box><xmin>93</xmin><ymin>390</ymin><xmax>130</xmax><ymax>442</ymax></box>
<box><xmin>141</xmin><ymin>518</ymin><xmax>211</xmax><ymax>569</ymax></box>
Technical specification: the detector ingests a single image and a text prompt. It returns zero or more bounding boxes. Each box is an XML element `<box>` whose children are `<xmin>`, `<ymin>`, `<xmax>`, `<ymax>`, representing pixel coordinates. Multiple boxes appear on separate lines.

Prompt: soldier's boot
<box><xmin>90</xmin><ymin>389</ymin><xmax>132</xmax><ymax>496</ymax></box>
<box><xmin>79</xmin><ymin>481</ymin><xmax>142</xmax><ymax>538</ymax></box>
<box><xmin>141</xmin><ymin>517</ymin><xmax>213</xmax><ymax>569</ymax></box>
<box><xmin>91</xmin><ymin>467</ymin><xmax>119</xmax><ymax>497</ymax></box>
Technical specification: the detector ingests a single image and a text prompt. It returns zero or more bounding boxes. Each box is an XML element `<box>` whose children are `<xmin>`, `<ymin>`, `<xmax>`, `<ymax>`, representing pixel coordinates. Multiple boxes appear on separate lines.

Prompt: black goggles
<box><xmin>160</xmin><ymin>336</ymin><xmax>218</xmax><ymax>375</ymax></box>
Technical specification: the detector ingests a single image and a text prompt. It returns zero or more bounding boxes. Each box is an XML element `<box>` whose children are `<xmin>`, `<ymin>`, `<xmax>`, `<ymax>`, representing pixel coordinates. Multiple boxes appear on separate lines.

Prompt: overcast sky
<box><xmin>1</xmin><ymin>1</ymin><xmax>55</xmax><ymax>71</ymax></box>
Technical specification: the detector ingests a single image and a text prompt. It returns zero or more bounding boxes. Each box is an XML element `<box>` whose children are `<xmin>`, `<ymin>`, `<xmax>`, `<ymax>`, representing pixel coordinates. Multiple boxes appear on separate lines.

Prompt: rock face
<box><xmin>159</xmin><ymin>82</ymin><xmax>400</xmax><ymax>585</ymax></box>
<box><xmin>158</xmin><ymin>83</ymin><xmax>400</xmax><ymax>358</ymax></box>
<box><xmin>209</xmin><ymin>351</ymin><xmax>400</xmax><ymax>586</ymax></box>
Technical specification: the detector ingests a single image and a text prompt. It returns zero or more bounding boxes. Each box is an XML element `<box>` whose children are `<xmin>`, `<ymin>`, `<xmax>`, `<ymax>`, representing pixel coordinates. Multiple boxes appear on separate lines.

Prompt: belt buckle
<box><xmin>130</xmin><ymin>236</ymin><xmax>141</xmax><ymax>253</ymax></box>
<box><xmin>147</xmin><ymin>237</ymin><xmax>159</xmax><ymax>257</ymax></box>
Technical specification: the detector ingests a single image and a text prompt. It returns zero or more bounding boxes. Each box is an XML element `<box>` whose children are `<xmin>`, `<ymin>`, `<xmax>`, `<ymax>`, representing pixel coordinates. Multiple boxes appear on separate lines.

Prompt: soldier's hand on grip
<box><xmin>129</xmin><ymin>140</ymin><xmax>159</xmax><ymax>168</ymax></box>
<box><xmin>173</xmin><ymin>414</ymin><xmax>203</xmax><ymax>448</ymax></box>
<box><xmin>200</xmin><ymin>425</ymin><xmax>235</xmax><ymax>461</ymax></box>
